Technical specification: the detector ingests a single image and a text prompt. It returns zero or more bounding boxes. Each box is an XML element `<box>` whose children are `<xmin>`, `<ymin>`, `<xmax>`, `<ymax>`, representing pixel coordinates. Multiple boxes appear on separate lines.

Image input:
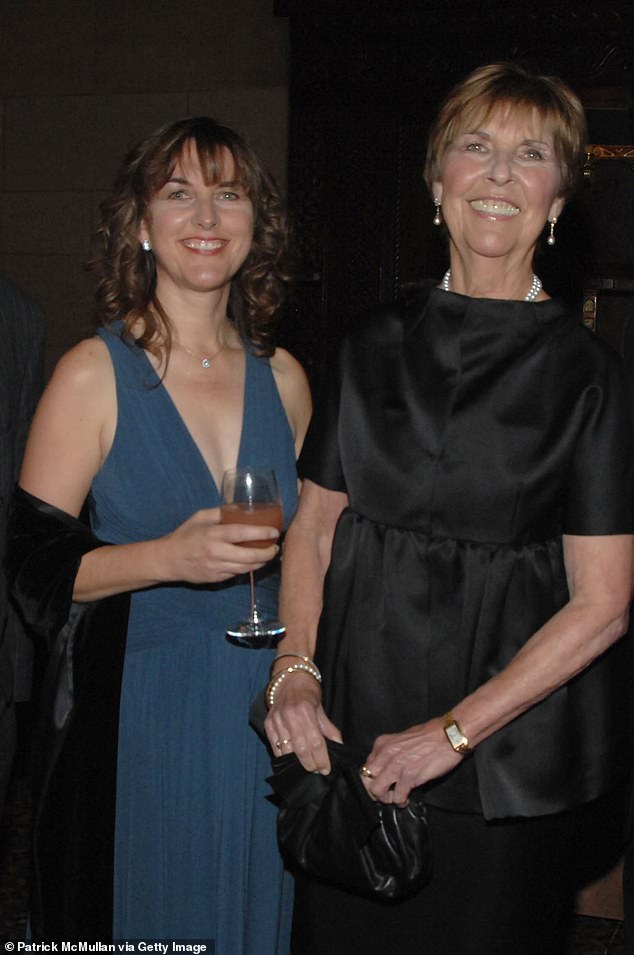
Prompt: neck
<box><xmin>153</xmin><ymin>283</ymin><xmax>236</xmax><ymax>352</ymax></box>
<box><xmin>444</xmin><ymin>253</ymin><xmax>542</xmax><ymax>301</ymax></box>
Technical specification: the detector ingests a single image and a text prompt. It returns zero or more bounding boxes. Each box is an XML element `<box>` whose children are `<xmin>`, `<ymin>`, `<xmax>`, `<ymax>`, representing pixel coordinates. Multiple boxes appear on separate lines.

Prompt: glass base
<box><xmin>225</xmin><ymin>621</ymin><xmax>286</xmax><ymax>650</ymax></box>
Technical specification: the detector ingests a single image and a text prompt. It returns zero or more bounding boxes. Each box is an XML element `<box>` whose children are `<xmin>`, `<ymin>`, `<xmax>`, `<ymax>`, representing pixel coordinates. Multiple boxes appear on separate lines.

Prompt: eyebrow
<box><xmin>462</xmin><ymin>129</ymin><xmax>551</xmax><ymax>147</ymax></box>
<box><xmin>163</xmin><ymin>177</ymin><xmax>244</xmax><ymax>188</ymax></box>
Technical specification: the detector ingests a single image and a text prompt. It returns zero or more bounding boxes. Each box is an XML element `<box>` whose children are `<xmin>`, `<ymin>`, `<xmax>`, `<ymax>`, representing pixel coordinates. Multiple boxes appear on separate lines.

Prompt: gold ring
<box><xmin>360</xmin><ymin>765</ymin><xmax>375</xmax><ymax>779</ymax></box>
<box><xmin>281</xmin><ymin>738</ymin><xmax>292</xmax><ymax>746</ymax></box>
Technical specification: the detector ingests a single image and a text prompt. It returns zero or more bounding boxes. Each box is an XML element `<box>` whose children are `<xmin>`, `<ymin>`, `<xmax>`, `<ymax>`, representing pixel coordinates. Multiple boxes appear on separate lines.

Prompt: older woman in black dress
<box><xmin>265</xmin><ymin>62</ymin><xmax>634</xmax><ymax>954</ymax></box>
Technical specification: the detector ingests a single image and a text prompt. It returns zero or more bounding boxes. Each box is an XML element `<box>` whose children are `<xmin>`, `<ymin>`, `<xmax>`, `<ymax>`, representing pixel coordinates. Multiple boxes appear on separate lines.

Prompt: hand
<box><xmin>264</xmin><ymin>672</ymin><xmax>342</xmax><ymax>775</ymax></box>
<box><xmin>360</xmin><ymin>718</ymin><xmax>464</xmax><ymax>805</ymax></box>
<box><xmin>157</xmin><ymin>508</ymin><xmax>280</xmax><ymax>584</ymax></box>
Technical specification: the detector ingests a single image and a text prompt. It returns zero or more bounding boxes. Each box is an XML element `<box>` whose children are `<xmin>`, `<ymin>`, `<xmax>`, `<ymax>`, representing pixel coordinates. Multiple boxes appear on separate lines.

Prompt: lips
<box><xmin>182</xmin><ymin>238</ymin><xmax>228</xmax><ymax>251</ymax></box>
<box><xmin>469</xmin><ymin>199</ymin><xmax>520</xmax><ymax>217</ymax></box>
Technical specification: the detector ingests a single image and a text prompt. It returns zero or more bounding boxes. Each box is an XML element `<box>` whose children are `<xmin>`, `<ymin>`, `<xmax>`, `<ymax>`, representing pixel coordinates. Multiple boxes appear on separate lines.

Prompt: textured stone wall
<box><xmin>0</xmin><ymin>0</ymin><xmax>289</xmax><ymax>373</ymax></box>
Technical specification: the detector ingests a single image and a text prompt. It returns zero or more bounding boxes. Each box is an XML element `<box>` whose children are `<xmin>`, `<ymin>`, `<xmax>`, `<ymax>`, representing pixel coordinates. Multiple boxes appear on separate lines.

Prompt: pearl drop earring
<box><xmin>433</xmin><ymin>198</ymin><xmax>442</xmax><ymax>227</ymax></box>
<box><xmin>547</xmin><ymin>218</ymin><xmax>557</xmax><ymax>247</ymax></box>
<box><xmin>142</xmin><ymin>239</ymin><xmax>152</xmax><ymax>252</ymax></box>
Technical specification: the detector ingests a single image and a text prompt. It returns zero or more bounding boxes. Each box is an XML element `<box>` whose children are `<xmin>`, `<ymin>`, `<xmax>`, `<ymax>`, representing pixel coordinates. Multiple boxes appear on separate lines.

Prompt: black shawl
<box><xmin>5</xmin><ymin>487</ymin><xmax>130</xmax><ymax>941</ymax></box>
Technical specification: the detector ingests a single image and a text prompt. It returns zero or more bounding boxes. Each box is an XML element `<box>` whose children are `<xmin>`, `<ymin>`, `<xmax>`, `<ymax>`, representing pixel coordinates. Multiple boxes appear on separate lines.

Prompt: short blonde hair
<box><xmin>424</xmin><ymin>62</ymin><xmax>587</xmax><ymax>199</ymax></box>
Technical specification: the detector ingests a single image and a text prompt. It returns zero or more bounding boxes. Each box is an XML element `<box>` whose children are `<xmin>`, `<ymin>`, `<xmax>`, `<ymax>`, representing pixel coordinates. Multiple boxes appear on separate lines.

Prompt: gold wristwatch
<box><xmin>443</xmin><ymin>711</ymin><xmax>471</xmax><ymax>755</ymax></box>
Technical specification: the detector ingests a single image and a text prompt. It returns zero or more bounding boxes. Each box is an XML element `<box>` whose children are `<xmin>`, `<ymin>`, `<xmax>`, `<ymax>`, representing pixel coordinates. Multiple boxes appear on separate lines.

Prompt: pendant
<box><xmin>201</xmin><ymin>357</ymin><xmax>212</xmax><ymax>369</ymax></box>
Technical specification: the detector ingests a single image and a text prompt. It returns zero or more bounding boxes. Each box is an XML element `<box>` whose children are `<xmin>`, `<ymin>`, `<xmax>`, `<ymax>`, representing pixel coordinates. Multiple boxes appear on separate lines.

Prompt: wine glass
<box><xmin>220</xmin><ymin>466</ymin><xmax>285</xmax><ymax>649</ymax></box>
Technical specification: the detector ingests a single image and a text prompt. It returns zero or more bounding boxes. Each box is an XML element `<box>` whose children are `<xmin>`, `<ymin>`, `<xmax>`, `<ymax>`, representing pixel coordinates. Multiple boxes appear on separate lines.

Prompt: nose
<box><xmin>487</xmin><ymin>151</ymin><xmax>514</xmax><ymax>184</ymax></box>
<box><xmin>193</xmin><ymin>196</ymin><xmax>217</xmax><ymax>229</ymax></box>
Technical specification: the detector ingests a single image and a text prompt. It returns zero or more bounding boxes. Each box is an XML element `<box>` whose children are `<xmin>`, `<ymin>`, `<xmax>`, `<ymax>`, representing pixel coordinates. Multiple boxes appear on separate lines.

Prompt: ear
<box><xmin>138</xmin><ymin>219</ymin><xmax>151</xmax><ymax>245</ymax></box>
<box><xmin>432</xmin><ymin>181</ymin><xmax>443</xmax><ymax>204</ymax></box>
<box><xmin>548</xmin><ymin>195</ymin><xmax>565</xmax><ymax>222</ymax></box>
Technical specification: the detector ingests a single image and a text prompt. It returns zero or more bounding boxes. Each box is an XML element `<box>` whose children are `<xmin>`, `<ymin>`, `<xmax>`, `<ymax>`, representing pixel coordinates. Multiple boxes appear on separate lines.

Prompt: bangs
<box><xmin>425</xmin><ymin>64</ymin><xmax>586</xmax><ymax>196</ymax></box>
<box><xmin>179</xmin><ymin>137</ymin><xmax>259</xmax><ymax>198</ymax></box>
<box><xmin>454</xmin><ymin>98</ymin><xmax>553</xmax><ymax>137</ymax></box>
<box><xmin>140</xmin><ymin>118</ymin><xmax>263</xmax><ymax>204</ymax></box>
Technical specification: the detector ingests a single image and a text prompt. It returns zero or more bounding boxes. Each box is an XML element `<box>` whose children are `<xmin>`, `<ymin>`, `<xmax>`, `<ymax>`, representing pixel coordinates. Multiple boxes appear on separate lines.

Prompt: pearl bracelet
<box><xmin>265</xmin><ymin>662</ymin><xmax>322</xmax><ymax>709</ymax></box>
<box><xmin>271</xmin><ymin>652</ymin><xmax>317</xmax><ymax>675</ymax></box>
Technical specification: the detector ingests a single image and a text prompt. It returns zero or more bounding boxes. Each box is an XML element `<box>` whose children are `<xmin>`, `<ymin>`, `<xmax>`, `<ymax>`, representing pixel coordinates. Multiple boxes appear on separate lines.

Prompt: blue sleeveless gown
<box><xmin>90</xmin><ymin>326</ymin><xmax>296</xmax><ymax>951</ymax></box>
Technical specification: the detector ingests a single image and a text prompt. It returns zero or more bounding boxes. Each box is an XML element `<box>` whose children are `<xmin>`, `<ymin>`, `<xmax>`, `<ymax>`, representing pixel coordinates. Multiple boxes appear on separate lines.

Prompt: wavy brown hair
<box><xmin>94</xmin><ymin>116</ymin><xmax>289</xmax><ymax>357</ymax></box>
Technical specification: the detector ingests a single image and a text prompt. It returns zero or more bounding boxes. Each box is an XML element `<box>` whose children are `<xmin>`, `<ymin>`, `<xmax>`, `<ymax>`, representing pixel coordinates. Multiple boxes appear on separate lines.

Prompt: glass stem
<box><xmin>248</xmin><ymin>571</ymin><xmax>260</xmax><ymax>626</ymax></box>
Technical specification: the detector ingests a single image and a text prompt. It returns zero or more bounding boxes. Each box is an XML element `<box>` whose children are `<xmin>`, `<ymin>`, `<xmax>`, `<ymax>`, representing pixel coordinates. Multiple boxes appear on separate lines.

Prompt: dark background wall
<box><xmin>1</xmin><ymin>1</ymin><xmax>632</xmax><ymax>385</ymax></box>
<box><xmin>279</xmin><ymin>0</ymin><xmax>634</xmax><ymax>383</ymax></box>
<box><xmin>0</xmin><ymin>0</ymin><xmax>289</xmax><ymax>374</ymax></box>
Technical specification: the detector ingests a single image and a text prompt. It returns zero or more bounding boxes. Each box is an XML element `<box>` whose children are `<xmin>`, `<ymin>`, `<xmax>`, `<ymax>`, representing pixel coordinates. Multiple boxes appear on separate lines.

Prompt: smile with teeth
<box><xmin>183</xmin><ymin>238</ymin><xmax>228</xmax><ymax>251</ymax></box>
<box><xmin>470</xmin><ymin>199</ymin><xmax>520</xmax><ymax>217</ymax></box>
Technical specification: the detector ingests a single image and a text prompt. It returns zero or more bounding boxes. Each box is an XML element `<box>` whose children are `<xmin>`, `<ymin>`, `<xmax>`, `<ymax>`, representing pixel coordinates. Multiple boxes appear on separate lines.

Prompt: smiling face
<box><xmin>433</xmin><ymin>104</ymin><xmax>565</xmax><ymax>268</ymax></box>
<box><xmin>138</xmin><ymin>141</ymin><xmax>254</xmax><ymax>302</ymax></box>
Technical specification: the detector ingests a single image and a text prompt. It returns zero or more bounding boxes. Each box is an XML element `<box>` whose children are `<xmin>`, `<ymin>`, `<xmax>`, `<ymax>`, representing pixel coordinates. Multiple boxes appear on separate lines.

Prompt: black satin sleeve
<box><xmin>298</xmin><ymin>343</ymin><xmax>348</xmax><ymax>492</ymax></box>
<box><xmin>563</xmin><ymin>344</ymin><xmax>634</xmax><ymax>535</ymax></box>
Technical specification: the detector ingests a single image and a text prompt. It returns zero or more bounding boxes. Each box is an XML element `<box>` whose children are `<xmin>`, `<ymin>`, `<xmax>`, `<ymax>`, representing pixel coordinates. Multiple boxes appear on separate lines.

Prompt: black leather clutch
<box><xmin>267</xmin><ymin>737</ymin><xmax>432</xmax><ymax>901</ymax></box>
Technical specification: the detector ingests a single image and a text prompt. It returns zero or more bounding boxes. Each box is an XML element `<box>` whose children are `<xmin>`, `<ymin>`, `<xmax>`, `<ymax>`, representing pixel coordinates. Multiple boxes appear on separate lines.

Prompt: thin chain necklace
<box><xmin>176</xmin><ymin>336</ymin><xmax>228</xmax><ymax>369</ymax></box>
<box><xmin>441</xmin><ymin>269</ymin><xmax>542</xmax><ymax>302</ymax></box>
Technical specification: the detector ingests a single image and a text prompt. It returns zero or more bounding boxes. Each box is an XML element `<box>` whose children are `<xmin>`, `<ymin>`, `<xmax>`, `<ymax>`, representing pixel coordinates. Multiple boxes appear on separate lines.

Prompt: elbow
<box><xmin>602</xmin><ymin>601</ymin><xmax>631</xmax><ymax>649</ymax></box>
<box><xmin>615</xmin><ymin>603</ymin><xmax>631</xmax><ymax>641</ymax></box>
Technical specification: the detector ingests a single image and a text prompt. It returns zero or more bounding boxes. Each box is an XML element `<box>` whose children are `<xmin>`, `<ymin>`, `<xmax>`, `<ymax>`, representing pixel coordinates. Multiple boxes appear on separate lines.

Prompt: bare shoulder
<box><xmin>20</xmin><ymin>335</ymin><xmax>117</xmax><ymax>513</ymax></box>
<box><xmin>270</xmin><ymin>346</ymin><xmax>306</xmax><ymax>379</ymax></box>
<box><xmin>51</xmin><ymin>334</ymin><xmax>114</xmax><ymax>392</ymax></box>
<box><xmin>270</xmin><ymin>347</ymin><xmax>312</xmax><ymax>451</ymax></box>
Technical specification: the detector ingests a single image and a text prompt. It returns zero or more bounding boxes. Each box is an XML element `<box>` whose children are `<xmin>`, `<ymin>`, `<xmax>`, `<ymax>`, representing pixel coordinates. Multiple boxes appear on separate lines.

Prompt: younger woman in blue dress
<box><xmin>13</xmin><ymin>117</ymin><xmax>311</xmax><ymax>949</ymax></box>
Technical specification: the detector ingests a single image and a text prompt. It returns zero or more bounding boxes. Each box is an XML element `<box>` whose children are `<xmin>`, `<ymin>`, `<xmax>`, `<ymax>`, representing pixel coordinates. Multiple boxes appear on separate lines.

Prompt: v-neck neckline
<box><xmin>138</xmin><ymin>345</ymin><xmax>249</xmax><ymax>501</ymax></box>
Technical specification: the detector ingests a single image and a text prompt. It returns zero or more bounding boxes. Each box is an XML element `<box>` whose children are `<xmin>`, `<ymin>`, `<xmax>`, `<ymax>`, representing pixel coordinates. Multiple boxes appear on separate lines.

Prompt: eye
<box><xmin>465</xmin><ymin>142</ymin><xmax>486</xmax><ymax>153</ymax></box>
<box><xmin>218</xmin><ymin>190</ymin><xmax>241</xmax><ymax>201</ymax></box>
<box><xmin>522</xmin><ymin>148</ymin><xmax>544</xmax><ymax>161</ymax></box>
<box><xmin>167</xmin><ymin>189</ymin><xmax>190</xmax><ymax>200</ymax></box>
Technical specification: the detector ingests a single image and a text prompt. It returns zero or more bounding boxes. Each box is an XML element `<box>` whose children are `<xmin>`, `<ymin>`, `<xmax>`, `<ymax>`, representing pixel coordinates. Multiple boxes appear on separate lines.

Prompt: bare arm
<box><xmin>364</xmin><ymin>533</ymin><xmax>633</xmax><ymax>804</ymax></box>
<box><xmin>264</xmin><ymin>479</ymin><xmax>349</xmax><ymax>771</ymax></box>
<box><xmin>270</xmin><ymin>347</ymin><xmax>312</xmax><ymax>457</ymax></box>
<box><xmin>19</xmin><ymin>338</ymin><xmax>280</xmax><ymax>601</ymax></box>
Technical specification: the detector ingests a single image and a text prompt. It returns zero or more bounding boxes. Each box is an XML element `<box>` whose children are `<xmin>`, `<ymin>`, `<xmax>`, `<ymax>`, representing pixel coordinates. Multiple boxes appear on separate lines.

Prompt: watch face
<box><xmin>445</xmin><ymin>721</ymin><xmax>468</xmax><ymax>751</ymax></box>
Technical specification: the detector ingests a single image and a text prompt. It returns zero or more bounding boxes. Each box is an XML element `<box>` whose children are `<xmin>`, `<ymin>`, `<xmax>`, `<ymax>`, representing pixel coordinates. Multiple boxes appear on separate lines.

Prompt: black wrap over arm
<box><xmin>6</xmin><ymin>486</ymin><xmax>109</xmax><ymax>642</ymax></box>
<box><xmin>5</xmin><ymin>486</ymin><xmax>131</xmax><ymax>940</ymax></box>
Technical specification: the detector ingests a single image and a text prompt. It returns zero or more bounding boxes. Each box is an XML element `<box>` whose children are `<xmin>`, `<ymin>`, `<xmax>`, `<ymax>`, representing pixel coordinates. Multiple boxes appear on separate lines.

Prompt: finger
<box><xmin>221</xmin><ymin>524</ymin><xmax>281</xmax><ymax>546</ymax></box>
<box><xmin>293</xmin><ymin>730</ymin><xmax>331</xmax><ymax>775</ymax></box>
<box><xmin>377</xmin><ymin>771</ymin><xmax>412</xmax><ymax>806</ymax></box>
<box><xmin>318</xmin><ymin>712</ymin><xmax>343</xmax><ymax>744</ymax></box>
<box><xmin>266</xmin><ymin>723</ymin><xmax>294</xmax><ymax>753</ymax></box>
<box><xmin>267</xmin><ymin>701</ymin><xmax>332</xmax><ymax>774</ymax></box>
<box><xmin>194</xmin><ymin>507</ymin><xmax>221</xmax><ymax>522</ymax></box>
<box><xmin>211</xmin><ymin>553</ymin><xmax>277</xmax><ymax>576</ymax></box>
<box><xmin>224</xmin><ymin>544</ymin><xmax>280</xmax><ymax>566</ymax></box>
<box><xmin>359</xmin><ymin>761</ymin><xmax>396</xmax><ymax>802</ymax></box>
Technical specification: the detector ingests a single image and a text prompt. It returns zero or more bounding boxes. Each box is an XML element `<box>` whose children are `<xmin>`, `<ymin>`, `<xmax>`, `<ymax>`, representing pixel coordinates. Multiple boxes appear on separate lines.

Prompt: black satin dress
<box><xmin>293</xmin><ymin>287</ymin><xmax>634</xmax><ymax>954</ymax></box>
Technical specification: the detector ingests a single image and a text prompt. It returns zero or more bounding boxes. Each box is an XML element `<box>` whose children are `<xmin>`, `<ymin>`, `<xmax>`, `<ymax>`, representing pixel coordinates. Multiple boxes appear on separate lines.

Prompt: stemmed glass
<box><xmin>220</xmin><ymin>466</ymin><xmax>286</xmax><ymax>649</ymax></box>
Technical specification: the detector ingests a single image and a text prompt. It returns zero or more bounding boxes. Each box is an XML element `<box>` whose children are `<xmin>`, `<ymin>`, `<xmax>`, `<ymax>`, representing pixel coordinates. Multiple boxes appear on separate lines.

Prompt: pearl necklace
<box><xmin>441</xmin><ymin>269</ymin><xmax>542</xmax><ymax>302</ymax></box>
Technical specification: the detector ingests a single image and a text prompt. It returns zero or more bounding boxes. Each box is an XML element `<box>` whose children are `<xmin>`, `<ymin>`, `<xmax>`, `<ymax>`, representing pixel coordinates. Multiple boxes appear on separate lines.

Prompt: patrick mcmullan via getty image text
<box><xmin>9</xmin><ymin>944</ymin><xmax>211</xmax><ymax>953</ymax></box>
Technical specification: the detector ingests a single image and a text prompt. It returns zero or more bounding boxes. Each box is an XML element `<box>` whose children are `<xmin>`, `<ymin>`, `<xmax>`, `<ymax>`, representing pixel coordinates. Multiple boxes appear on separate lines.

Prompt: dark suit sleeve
<box><xmin>0</xmin><ymin>275</ymin><xmax>46</xmax><ymax>807</ymax></box>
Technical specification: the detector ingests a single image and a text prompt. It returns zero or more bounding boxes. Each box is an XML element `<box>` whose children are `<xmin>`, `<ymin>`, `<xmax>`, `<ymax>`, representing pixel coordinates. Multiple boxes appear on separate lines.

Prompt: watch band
<box><xmin>443</xmin><ymin>710</ymin><xmax>471</xmax><ymax>755</ymax></box>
